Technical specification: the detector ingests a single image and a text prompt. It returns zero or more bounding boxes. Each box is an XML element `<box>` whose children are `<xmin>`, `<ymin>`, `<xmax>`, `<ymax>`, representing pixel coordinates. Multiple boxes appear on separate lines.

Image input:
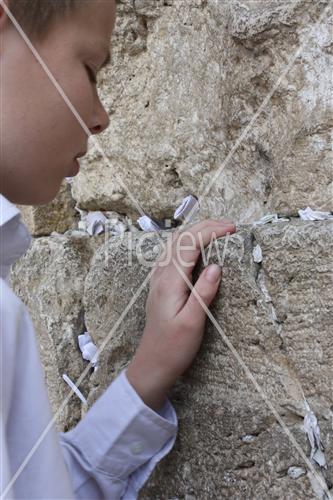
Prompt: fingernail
<box><xmin>205</xmin><ymin>264</ymin><xmax>222</xmax><ymax>283</ymax></box>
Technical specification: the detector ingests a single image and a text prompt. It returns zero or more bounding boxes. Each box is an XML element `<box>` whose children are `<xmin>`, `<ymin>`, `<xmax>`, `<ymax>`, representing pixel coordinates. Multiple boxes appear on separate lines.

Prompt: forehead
<box><xmin>71</xmin><ymin>0</ymin><xmax>116</xmax><ymax>40</ymax></box>
<box><xmin>68</xmin><ymin>1</ymin><xmax>116</xmax><ymax>58</ymax></box>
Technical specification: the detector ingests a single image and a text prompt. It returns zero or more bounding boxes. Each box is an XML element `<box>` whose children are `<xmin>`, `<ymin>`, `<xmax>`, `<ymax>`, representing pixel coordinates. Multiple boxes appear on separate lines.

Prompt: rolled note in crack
<box><xmin>287</xmin><ymin>467</ymin><xmax>306</xmax><ymax>479</ymax></box>
<box><xmin>253</xmin><ymin>213</ymin><xmax>290</xmax><ymax>225</ymax></box>
<box><xmin>137</xmin><ymin>215</ymin><xmax>162</xmax><ymax>232</ymax></box>
<box><xmin>78</xmin><ymin>332</ymin><xmax>99</xmax><ymax>369</ymax></box>
<box><xmin>298</xmin><ymin>207</ymin><xmax>333</xmax><ymax>221</ymax></box>
<box><xmin>252</xmin><ymin>244</ymin><xmax>263</xmax><ymax>263</ymax></box>
<box><xmin>85</xmin><ymin>211</ymin><xmax>109</xmax><ymax>236</ymax></box>
<box><xmin>303</xmin><ymin>409</ymin><xmax>327</xmax><ymax>469</ymax></box>
<box><xmin>174</xmin><ymin>195</ymin><xmax>199</xmax><ymax>221</ymax></box>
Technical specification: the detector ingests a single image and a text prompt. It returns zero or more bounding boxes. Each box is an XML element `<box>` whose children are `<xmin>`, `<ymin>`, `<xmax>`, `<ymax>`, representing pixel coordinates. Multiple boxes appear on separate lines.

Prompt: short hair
<box><xmin>8</xmin><ymin>0</ymin><xmax>82</xmax><ymax>39</ymax></box>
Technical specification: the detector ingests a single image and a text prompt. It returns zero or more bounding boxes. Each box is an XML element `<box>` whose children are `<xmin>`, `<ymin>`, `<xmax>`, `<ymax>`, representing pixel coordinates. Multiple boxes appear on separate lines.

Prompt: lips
<box><xmin>66</xmin><ymin>150</ymin><xmax>87</xmax><ymax>178</ymax></box>
<box><xmin>67</xmin><ymin>158</ymin><xmax>80</xmax><ymax>177</ymax></box>
<box><xmin>75</xmin><ymin>150</ymin><xmax>87</xmax><ymax>159</ymax></box>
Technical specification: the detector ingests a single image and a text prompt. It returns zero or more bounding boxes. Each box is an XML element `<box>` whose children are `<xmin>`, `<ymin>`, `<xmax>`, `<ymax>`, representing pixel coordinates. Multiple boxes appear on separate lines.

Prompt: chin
<box><xmin>1</xmin><ymin>177</ymin><xmax>62</xmax><ymax>206</ymax></box>
<box><xmin>24</xmin><ymin>183</ymin><xmax>62</xmax><ymax>206</ymax></box>
<box><xmin>36</xmin><ymin>190</ymin><xmax>61</xmax><ymax>206</ymax></box>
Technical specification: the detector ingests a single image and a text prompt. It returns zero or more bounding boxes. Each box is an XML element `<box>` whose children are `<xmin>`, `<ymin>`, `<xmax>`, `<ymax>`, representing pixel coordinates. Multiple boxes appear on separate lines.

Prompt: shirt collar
<box><xmin>0</xmin><ymin>194</ymin><xmax>31</xmax><ymax>280</ymax></box>
<box><xmin>0</xmin><ymin>193</ymin><xmax>21</xmax><ymax>226</ymax></box>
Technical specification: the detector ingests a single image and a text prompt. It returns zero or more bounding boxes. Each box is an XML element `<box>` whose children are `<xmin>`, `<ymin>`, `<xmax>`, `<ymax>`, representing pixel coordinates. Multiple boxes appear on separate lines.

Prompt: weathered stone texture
<box><xmin>9</xmin><ymin>0</ymin><xmax>333</xmax><ymax>497</ymax></box>
<box><xmin>10</xmin><ymin>232</ymin><xmax>103</xmax><ymax>431</ymax></box>
<box><xmin>11</xmin><ymin>220</ymin><xmax>333</xmax><ymax>497</ymax></box>
<box><xmin>72</xmin><ymin>0</ymin><xmax>332</xmax><ymax>222</ymax></box>
<box><xmin>83</xmin><ymin>220</ymin><xmax>333</xmax><ymax>499</ymax></box>
<box><xmin>18</xmin><ymin>181</ymin><xmax>77</xmax><ymax>236</ymax></box>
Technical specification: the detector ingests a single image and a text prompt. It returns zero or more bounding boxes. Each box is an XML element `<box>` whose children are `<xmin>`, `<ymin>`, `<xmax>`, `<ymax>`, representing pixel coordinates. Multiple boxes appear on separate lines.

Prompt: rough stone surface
<box><xmin>72</xmin><ymin>0</ymin><xmax>332</xmax><ymax>222</ymax></box>
<box><xmin>12</xmin><ymin>220</ymin><xmax>332</xmax><ymax>497</ymax></box>
<box><xmin>10</xmin><ymin>232</ymin><xmax>103</xmax><ymax>431</ymax></box>
<box><xmin>18</xmin><ymin>182</ymin><xmax>77</xmax><ymax>236</ymax></box>
<box><xmin>9</xmin><ymin>0</ymin><xmax>333</xmax><ymax>496</ymax></box>
<box><xmin>82</xmin><ymin>220</ymin><xmax>333</xmax><ymax>499</ymax></box>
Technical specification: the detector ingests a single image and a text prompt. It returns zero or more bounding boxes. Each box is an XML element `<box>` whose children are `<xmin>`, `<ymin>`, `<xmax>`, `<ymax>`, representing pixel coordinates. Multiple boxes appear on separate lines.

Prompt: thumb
<box><xmin>183</xmin><ymin>264</ymin><xmax>222</xmax><ymax>325</ymax></box>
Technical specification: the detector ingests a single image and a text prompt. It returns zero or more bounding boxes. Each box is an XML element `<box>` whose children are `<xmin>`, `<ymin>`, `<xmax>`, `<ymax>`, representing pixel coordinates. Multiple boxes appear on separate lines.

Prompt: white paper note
<box><xmin>253</xmin><ymin>213</ymin><xmax>290</xmax><ymax>225</ymax></box>
<box><xmin>137</xmin><ymin>216</ymin><xmax>161</xmax><ymax>232</ymax></box>
<box><xmin>303</xmin><ymin>410</ymin><xmax>327</xmax><ymax>469</ymax></box>
<box><xmin>252</xmin><ymin>244</ymin><xmax>263</xmax><ymax>263</ymax></box>
<box><xmin>78</xmin><ymin>332</ymin><xmax>99</xmax><ymax>369</ymax></box>
<box><xmin>287</xmin><ymin>466</ymin><xmax>306</xmax><ymax>479</ymax></box>
<box><xmin>174</xmin><ymin>195</ymin><xmax>199</xmax><ymax>221</ymax></box>
<box><xmin>85</xmin><ymin>211</ymin><xmax>109</xmax><ymax>236</ymax></box>
<box><xmin>62</xmin><ymin>373</ymin><xmax>88</xmax><ymax>405</ymax></box>
<box><xmin>298</xmin><ymin>207</ymin><xmax>333</xmax><ymax>221</ymax></box>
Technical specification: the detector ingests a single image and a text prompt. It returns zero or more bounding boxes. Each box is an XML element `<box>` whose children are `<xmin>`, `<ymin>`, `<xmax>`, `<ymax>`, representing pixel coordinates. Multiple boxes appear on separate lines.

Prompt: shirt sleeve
<box><xmin>59</xmin><ymin>370</ymin><xmax>178</xmax><ymax>499</ymax></box>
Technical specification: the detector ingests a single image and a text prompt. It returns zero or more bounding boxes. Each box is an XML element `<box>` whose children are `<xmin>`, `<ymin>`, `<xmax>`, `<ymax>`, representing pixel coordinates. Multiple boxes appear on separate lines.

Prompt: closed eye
<box><xmin>85</xmin><ymin>65</ymin><xmax>97</xmax><ymax>84</ymax></box>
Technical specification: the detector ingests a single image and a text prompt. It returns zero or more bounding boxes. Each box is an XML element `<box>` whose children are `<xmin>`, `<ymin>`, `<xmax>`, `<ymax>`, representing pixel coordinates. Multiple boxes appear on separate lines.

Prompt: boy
<box><xmin>0</xmin><ymin>0</ymin><xmax>236</xmax><ymax>498</ymax></box>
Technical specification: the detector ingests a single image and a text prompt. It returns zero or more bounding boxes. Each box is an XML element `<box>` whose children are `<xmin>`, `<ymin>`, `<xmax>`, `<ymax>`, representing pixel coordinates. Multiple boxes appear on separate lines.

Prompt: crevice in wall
<box><xmin>250</xmin><ymin>230</ymin><xmax>285</xmax><ymax>350</ymax></box>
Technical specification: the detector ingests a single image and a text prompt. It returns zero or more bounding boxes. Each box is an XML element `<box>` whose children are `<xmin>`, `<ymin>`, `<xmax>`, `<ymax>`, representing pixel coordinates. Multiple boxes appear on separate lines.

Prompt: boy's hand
<box><xmin>126</xmin><ymin>219</ymin><xmax>236</xmax><ymax>411</ymax></box>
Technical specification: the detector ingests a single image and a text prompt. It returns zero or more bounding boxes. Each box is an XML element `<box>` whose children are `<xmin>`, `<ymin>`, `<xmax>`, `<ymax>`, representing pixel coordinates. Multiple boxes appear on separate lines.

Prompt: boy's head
<box><xmin>0</xmin><ymin>0</ymin><xmax>116</xmax><ymax>205</ymax></box>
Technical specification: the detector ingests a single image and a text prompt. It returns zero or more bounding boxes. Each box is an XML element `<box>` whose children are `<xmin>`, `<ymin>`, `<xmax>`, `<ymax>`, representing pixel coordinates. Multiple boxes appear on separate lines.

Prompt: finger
<box><xmin>154</xmin><ymin>219</ymin><xmax>233</xmax><ymax>265</ymax></box>
<box><xmin>180</xmin><ymin>264</ymin><xmax>222</xmax><ymax>328</ymax></box>
<box><xmin>171</xmin><ymin>220</ymin><xmax>235</xmax><ymax>274</ymax></box>
<box><xmin>152</xmin><ymin>219</ymin><xmax>235</xmax><ymax>290</ymax></box>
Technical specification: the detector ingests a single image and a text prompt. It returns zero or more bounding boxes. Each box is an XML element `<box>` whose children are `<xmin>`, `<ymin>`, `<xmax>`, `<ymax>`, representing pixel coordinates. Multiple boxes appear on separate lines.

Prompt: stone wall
<box><xmin>71</xmin><ymin>0</ymin><xmax>332</xmax><ymax>223</ymax></box>
<box><xmin>12</xmin><ymin>221</ymin><xmax>333</xmax><ymax>498</ymax></box>
<box><xmin>11</xmin><ymin>0</ymin><xmax>333</xmax><ymax>498</ymax></box>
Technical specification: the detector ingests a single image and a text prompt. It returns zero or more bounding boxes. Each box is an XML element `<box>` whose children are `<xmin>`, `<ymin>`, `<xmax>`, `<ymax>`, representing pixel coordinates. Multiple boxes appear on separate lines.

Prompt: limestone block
<box><xmin>19</xmin><ymin>181</ymin><xmax>77</xmax><ymax>236</ymax></box>
<box><xmin>10</xmin><ymin>214</ymin><xmax>332</xmax><ymax>495</ymax></box>
<box><xmin>72</xmin><ymin>0</ymin><xmax>332</xmax><ymax>222</ymax></box>
<box><xmin>10</xmin><ymin>232</ymin><xmax>102</xmax><ymax>431</ymax></box>
<box><xmin>82</xmin><ymin>220</ymin><xmax>332</xmax><ymax>498</ymax></box>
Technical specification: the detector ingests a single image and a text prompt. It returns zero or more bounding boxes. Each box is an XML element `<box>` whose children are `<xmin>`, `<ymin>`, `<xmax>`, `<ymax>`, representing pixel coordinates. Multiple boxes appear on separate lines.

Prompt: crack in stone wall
<box><xmin>11</xmin><ymin>220</ymin><xmax>333</xmax><ymax>497</ymax></box>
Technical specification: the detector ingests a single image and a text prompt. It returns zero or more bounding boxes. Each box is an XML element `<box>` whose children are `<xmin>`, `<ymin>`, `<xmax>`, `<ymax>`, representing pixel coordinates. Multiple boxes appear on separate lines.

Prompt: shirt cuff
<box><xmin>61</xmin><ymin>369</ymin><xmax>178</xmax><ymax>483</ymax></box>
<box><xmin>121</xmin><ymin>371</ymin><xmax>178</xmax><ymax>498</ymax></box>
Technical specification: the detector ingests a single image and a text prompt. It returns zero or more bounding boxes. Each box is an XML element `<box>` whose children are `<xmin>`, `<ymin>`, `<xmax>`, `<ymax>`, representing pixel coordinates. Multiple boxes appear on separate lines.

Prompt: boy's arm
<box><xmin>127</xmin><ymin>219</ymin><xmax>236</xmax><ymax>411</ymax></box>
<box><xmin>1</xmin><ymin>276</ymin><xmax>176</xmax><ymax>500</ymax></box>
<box><xmin>60</xmin><ymin>369</ymin><xmax>177</xmax><ymax>499</ymax></box>
<box><xmin>60</xmin><ymin>219</ymin><xmax>235</xmax><ymax>498</ymax></box>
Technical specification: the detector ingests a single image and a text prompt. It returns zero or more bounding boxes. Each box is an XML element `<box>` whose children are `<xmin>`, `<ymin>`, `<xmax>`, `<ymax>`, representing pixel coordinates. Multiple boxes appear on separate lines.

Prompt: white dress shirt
<box><xmin>0</xmin><ymin>194</ymin><xmax>178</xmax><ymax>499</ymax></box>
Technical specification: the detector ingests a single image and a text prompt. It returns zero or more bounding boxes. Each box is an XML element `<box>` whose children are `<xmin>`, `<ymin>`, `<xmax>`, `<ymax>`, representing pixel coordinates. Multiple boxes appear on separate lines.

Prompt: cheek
<box><xmin>59</xmin><ymin>67</ymin><xmax>95</xmax><ymax>125</ymax></box>
<box><xmin>43</xmin><ymin>68</ymin><xmax>94</xmax><ymax>156</ymax></box>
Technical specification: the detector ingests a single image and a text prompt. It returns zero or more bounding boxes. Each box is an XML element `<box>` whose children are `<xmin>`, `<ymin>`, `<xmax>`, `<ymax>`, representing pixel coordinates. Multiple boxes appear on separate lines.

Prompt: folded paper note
<box><xmin>287</xmin><ymin>466</ymin><xmax>306</xmax><ymax>479</ymax></box>
<box><xmin>78</xmin><ymin>332</ymin><xmax>99</xmax><ymax>370</ymax></box>
<box><xmin>303</xmin><ymin>410</ymin><xmax>327</xmax><ymax>469</ymax></box>
<box><xmin>76</xmin><ymin>208</ymin><xmax>128</xmax><ymax>237</ymax></box>
<box><xmin>137</xmin><ymin>215</ymin><xmax>161</xmax><ymax>232</ymax></box>
<box><xmin>298</xmin><ymin>207</ymin><xmax>333</xmax><ymax>221</ymax></box>
<box><xmin>85</xmin><ymin>211</ymin><xmax>109</xmax><ymax>236</ymax></box>
<box><xmin>253</xmin><ymin>213</ymin><xmax>290</xmax><ymax>225</ymax></box>
<box><xmin>174</xmin><ymin>195</ymin><xmax>200</xmax><ymax>221</ymax></box>
<box><xmin>252</xmin><ymin>244</ymin><xmax>263</xmax><ymax>263</ymax></box>
<box><xmin>137</xmin><ymin>195</ymin><xmax>200</xmax><ymax>232</ymax></box>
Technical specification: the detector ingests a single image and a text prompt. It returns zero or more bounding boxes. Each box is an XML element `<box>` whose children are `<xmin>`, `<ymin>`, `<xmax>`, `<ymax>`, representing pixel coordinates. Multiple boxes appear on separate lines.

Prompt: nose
<box><xmin>89</xmin><ymin>96</ymin><xmax>110</xmax><ymax>135</ymax></box>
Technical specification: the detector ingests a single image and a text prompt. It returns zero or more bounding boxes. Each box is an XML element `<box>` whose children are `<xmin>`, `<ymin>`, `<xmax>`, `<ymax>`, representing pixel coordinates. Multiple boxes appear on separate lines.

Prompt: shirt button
<box><xmin>131</xmin><ymin>442</ymin><xmax>143</xmax><ymax>455</ymax></box>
